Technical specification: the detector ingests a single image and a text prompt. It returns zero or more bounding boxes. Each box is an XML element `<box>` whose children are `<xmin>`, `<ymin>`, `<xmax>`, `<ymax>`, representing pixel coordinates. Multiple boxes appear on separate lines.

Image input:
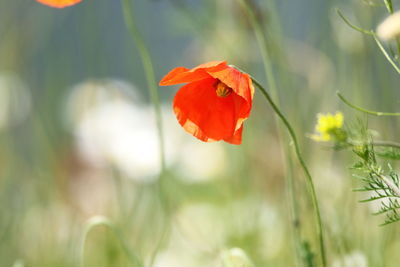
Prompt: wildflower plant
<box><xmin>321</xmin><ymin>0</ymin><xmax>400</xmax><ymax>226</ymax></box>
<box><xmin>311</xmin><ymin>111</ymin><xmax>400</xmax><ymax>225</ymax></box>
<box><xmin>162</xmin><ymin>62</ymin><xmax>327</xmax><ymax>266</ymax></box>
<box><xmin>310</xmin><ymin>112</ymin><xmax>347</xmax><ymax>143</ymax></box>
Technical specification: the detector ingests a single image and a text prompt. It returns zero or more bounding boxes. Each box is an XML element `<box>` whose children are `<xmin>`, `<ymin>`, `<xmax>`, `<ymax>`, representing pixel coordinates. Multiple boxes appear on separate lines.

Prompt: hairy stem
<box><xmin>79</xmin><ymin>216</ymin><xmax>142</xmax><ymax>267</ymax></box>
<box><xmin>252</xmin><ymin>78</ymin><xmax>327</xmax><ymax>267</ymax></box>
<box><xmin>337</xmin><ymin>91</ymin><xmax>400</xmax><ymax>116</ymax></box>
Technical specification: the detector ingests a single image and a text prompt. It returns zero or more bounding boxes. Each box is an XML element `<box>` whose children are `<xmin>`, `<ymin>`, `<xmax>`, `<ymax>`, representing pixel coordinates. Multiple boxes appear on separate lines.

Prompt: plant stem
<box><xmin>121</xmin><ymin>0</ymin><xmax>166</xmax><ymax>171</ymax></box>
<box><xmin>79</xmin><ymin>216</ymin><xmax>143</xmax><ymax>267</ymax></box>
<box><xmin>337</xmin><ymin>91</ymin><xmax>400</xmax><ymax>116</ymax></box>
<box><xmin>336</xmin><ymin>9</ymin><xmax>375</xmax><ymax>36</ymax></box>
<box><xmin>336</xmin><ymin>9</ymin><xmax>400</xmax><ymax>75</ymax></box>
<box><xmin>120</xmin><ymin>2</ymin><xmax>170</xmax><ymax>265</ymax></box>
<box><xmin>236</xmin><ymin>1</ymin><xmax>304</xmax><ymax>265</ymax></box>
<box><xmin>252</xmin><ymin>78</ymin><xmax>327</xmax><ymax>267</ymax></box>
<box><xmin>372</xmin><ymin>170</ymin><xmax>400</xmax><ymax>197</ymax></box>
<box><xmin>348</xmin><ymin>140</ymin><xmax>400</xmax><ymax>149</ymax></box>
<box><xmin>372</xmin><ymin>141</ymin><xmax>400</xmax><ymax>149</ymax></box>
<box><xmin>374</xmin><ymin>36</ymin><xmax>400</xmax><ymax>75</ymax></box>
<box><xmin>384</xmin><ymin>0</ymin><xmax>394</xmax><ymax>13</ymax></box>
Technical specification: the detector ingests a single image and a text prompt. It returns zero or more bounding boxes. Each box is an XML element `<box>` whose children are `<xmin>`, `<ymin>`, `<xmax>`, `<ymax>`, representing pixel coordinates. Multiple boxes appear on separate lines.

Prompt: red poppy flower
<box><xmin>36</xmin><ymin>0</ymin><xmax>82</xmax><ymax>8</ymax></box>
<box><xmin>160</xmin><ymin>61</ymin><xmax>254</xmax><ymax>145</ymax></box>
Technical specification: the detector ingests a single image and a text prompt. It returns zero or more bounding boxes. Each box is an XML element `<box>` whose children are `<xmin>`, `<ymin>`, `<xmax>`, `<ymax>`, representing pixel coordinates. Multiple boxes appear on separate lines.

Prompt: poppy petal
<box><xmin>173</xmin><ymin>77</ymin><xmax>248</xmax><ymax>144</ymax></box>
<box><xmin>223</xmin><ymin>124</ymin><xmax>243</xmax><ymax>145</ymax></box>
<box><xmin>36</xmin><ymin>0</ymin><xmax>82</xmax><ymax>8</ymax></box>
<box><xmin>159</xmin><ymin>61</ymin><xmax>227</xmax><ymax>86</ymax></box>
<box><xmin>206</xmin><ymin>66</ymin><xmax>254</xmax><ymax>109</ymax></box>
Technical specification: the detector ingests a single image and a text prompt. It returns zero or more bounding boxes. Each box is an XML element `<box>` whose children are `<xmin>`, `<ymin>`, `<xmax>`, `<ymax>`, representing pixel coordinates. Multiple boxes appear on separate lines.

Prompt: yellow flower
<box><xmin>311</xmin><ymin>112</ymin><xmax>344</xmax><ymax>142</ymax></box>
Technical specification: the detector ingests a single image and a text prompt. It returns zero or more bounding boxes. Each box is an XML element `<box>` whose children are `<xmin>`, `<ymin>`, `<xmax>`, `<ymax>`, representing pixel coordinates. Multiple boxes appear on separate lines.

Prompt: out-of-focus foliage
<box><xmin>0</xmin><ymin>0</ymin><xmax>400</xmax><ymax>266</ymax></box>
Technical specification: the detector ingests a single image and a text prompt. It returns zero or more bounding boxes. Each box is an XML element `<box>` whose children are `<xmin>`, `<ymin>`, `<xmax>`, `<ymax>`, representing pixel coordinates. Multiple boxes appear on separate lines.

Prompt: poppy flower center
<box><xmin>215</xmin><ymin>81</ymin><xmax>232</xmax><ymax>97</ymax></box>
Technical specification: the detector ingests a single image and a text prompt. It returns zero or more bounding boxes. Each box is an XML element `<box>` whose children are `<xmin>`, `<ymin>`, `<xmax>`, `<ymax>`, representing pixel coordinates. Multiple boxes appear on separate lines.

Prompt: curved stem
<box><xmin>348</xmin><ymin>140</ymin><xmax>400</xmax><ymax>150</ymax></box>
<box><xmin>336</xmin><ymin>9</ymin><xmax>374</xmax><ymax>36</ymax></box>
<box><xmin>79</xmin><ymin>216</ymin><xmax>143</xmax><ymax>267</ymax></box>
<box><xmin>372</xmin><ymin>141</ymin><xmax>400</xmax><ymax>149</ymax></box>
<box><xmin>337</xmin><ymin>91</ymin><xmax>400</xmax><ymax>116</ymax></box>
<box><xmin>252</xmin><ymin>78</ymin><xmax>327</xmax><ymax>267</ymax></box>
<box><xmin>235</xmin><ymin>1</ymin><xmax>303</xmax><ymax>265</ymax></box>
<box><xmin>336</xmin><ymin>9</ymin><xmax>400</xmax><ymax>75</ymax></box>
<box><xmin>373</xmin><ymin>36</ymin><xmax>400</xmax><ymax>75</ymax></box>
<box><xmin>121</xmin><ymin>0</ymin><xmax>166</xmax><ymax>171</ymax></box>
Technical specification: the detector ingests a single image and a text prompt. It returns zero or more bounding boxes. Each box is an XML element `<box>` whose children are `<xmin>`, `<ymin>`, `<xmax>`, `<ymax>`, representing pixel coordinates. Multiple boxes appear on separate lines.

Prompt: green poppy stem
<box><xmin>121</xmin><ymin>0</ymin><xmax>166</xmax><ymax>171</ymax></box>
<box><xmin>79</xmin><ymin>216</ymin><xmax>143</xmax><ymax>267</ymax></box>
<box><xmin>252</xmin><ymin>78</ymin><xmax>327</xmax><ymax>267</ymax></box>
<box><xmin>337</xmin><ymin>91</ymin><xmax>400</xmax><ymax>116</ymax></box>
<box><xmin>235</xmin><ymin>1</ymin><xmax>303</xmax><ymax>265</ymax></box>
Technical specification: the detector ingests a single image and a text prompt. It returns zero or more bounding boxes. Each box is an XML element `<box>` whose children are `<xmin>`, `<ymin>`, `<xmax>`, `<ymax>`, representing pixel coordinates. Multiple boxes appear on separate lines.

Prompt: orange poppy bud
<box><xmin>160</xmin><ymin>61</ymin><xmax>254</xmax><ymax>145</ymax></box>
<box><xmin>36</xmin><ymin>0</ymin><xmax>82</xmax><ymax>8</ymax></box>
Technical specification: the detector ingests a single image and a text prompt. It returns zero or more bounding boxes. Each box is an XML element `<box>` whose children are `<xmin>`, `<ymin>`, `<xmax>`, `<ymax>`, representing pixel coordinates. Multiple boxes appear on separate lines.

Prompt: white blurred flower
<box><xmin>153</xmin><ymin>250</ymin><xmax>199</xmax><ymax>267</ymax></box>
<box><xmin>174</xmin><ymin>198</ymin><xmax>284</xmax><ymax>260</ymax></box>
<box><xmin>377</xmin><ymin>11</ymin><xmax>400</xmax><ymax>41</ymax></box>
<box><xmin>257</xmin><ymin>202</ymin><xmax>284</xmax><ymax>259</ymax></box>
<box><xmin>332</xmin><ymin>250</ymin><xmax>368</xmax><ymax>267</ymax></box>
<box><xmin>65</xmin><ymin>79</ymin><xmax>179</xmax><ymax>182</ymax></box>
<box><xmin>65</xmin><ymin>79</ymin><xmax>138</xmax><ymax>127</ymax></box>
<box><xmin>153</xmin><ymin>225</ymin><xmax>213</xmax><ymax>267</ymax></box>
<box><xmin>177</xmin><ymin>141</ymin><xmax>228</xmax><ymax>182</ymax></box>
<box><xmin>12</xmin><ymin>259</ymin><xmax>24</xmax><ymax>267</ymax></box>
<box><xmin>219</xmin><ymin>248</ymin><xmax>254</xmax><ymax>267</ymax></box>
<box><xmin>75</xmin><ymin>100</ymin><xmax>161</xmax><ymax>181</ymax></box>
<box><xmin>0</xmin><ymin>73</ymin><xmax>31</xmax><ymax>130</ymax></box>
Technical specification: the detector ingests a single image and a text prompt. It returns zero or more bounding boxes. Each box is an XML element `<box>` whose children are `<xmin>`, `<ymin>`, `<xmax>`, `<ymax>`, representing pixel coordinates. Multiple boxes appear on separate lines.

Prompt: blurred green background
<box><xmin>1</xmin><ymin>0</ymin><xmax>400</xmax><ymax>266</ymax></box>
